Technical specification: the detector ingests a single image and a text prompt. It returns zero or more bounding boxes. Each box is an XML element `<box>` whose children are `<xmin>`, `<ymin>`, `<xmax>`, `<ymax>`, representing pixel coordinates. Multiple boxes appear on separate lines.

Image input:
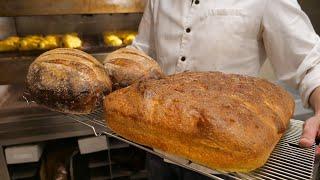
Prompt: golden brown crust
<box><xmin>38</xmin><ymin>48</ymin><xmax>100</xmax><ymax>66</ymax></box>
<box><xmin>103</xmin><ymin>47</ymin><xmax>164</xmax><ymax>89</ymax></box>
<box><xmin>104</xmin><ymin>72</ymin><xmax>295</xmax><ymax>172</ymax></box>
<box><xmin>27</xmin><ymin>48</ymin><xmax>112</xmax><ymax>114</ymax></box>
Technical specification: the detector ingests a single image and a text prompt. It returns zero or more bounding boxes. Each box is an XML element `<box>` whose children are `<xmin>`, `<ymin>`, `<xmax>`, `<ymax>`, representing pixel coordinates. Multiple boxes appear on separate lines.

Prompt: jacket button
<box><xmin>181</xmin><ymin>56</ymin><xmax>186</xmax><ymax>61</ymax></box>
<box><xmin>186</xmin><ymin>28</ymin><xmax>191</xmax><ymax>33</ymax></box>
<box><xmin>195</xmin><ymin>0</ymin><xmax>200</xmax><ymax>4</ymax></box>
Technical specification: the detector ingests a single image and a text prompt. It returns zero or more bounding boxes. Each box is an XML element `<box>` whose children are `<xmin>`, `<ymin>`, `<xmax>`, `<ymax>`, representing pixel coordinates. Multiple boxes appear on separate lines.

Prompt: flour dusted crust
<box><xmin>104</xmin><ymin>71</ymin><xmax>294</xmax><ymax>172</ymax></box>
<box><xmin>103</xmin><ymin>47</ymin><xmax>164</xmax><ymax>89</ymax></box>
<box><xmin>27</xmin><ymin>48</ymin><xmax>112</xmax><ymax>114</ymax></box>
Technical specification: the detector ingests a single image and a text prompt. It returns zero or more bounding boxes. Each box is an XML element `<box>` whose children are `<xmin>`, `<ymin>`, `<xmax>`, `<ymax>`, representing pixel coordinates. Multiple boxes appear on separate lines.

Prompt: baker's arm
<box><xmin>300</xmin><ymin>87</ymin><xmax>320</xmax><ymax>150</ymax></box>
<box><xmin>129</xmin><ymin>0</ymin><xmax>156</xmax><ymax>59</ymax></box>
<box><xmin>261</xmin><ymin>0</ymin><xmax>320</xmax><ymax>148</ymax></box>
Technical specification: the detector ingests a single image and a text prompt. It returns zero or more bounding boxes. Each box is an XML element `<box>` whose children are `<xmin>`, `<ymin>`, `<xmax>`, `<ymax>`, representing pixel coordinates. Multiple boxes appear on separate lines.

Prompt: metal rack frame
<box><xmin>66</xmin><ymin>109</ymin><xmax>318</xmax><ymax>180</ymax></box>
<box><xmin>0</xmin><ymin>0</ymin><xmax>146</xmax><ymax>16</ymax></box>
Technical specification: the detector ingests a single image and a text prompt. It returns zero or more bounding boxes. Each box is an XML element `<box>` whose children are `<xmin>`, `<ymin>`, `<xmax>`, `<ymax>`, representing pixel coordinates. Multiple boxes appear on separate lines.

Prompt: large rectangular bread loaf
<box><xmin>104</xmin><ymin>72</ymin><xmax>295</xmax><ymax>172</ymax></box>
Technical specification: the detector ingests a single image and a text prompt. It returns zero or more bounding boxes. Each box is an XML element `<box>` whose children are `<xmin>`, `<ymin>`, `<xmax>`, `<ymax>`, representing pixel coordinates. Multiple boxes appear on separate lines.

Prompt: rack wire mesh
<box><xmin>67</xmin><ymin>109</ymin><xmax>316</xmax><ymax>180</ymax></box>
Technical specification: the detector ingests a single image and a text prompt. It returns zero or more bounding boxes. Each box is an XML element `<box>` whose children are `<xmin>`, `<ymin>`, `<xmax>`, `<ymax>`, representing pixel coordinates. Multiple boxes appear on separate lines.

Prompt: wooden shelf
<box><xmin>0</xmin><ymin>0</ymin><xmax>146</xmax><ymax>16</ymax></box>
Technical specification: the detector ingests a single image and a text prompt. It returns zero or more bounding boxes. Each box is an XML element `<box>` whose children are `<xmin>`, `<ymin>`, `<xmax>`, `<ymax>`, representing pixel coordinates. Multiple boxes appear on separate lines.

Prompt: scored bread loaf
<box><xmin>27</xmin><ymin>48</ymin><xmax>112</xmax><ymax>114</ymax></box>
<box><xmin>103</xmin><ymin>47</ymin><xmax>164</xmax><ymax>89</ymax></box>
<box><xmin>104</xmin><ymin>72</ymin><xmax>295</xmax><ymax>172</ymax></box>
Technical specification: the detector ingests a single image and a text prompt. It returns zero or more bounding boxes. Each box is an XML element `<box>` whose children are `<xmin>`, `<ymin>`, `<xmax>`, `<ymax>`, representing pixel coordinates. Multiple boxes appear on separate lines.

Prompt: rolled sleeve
<box><xmin>262</xmin><ymin>0</ymin><xmax>320</xmax><ymax>108</ymax></box>
<box><xmin>297</xmin><ymin>41</ymin><xmax>320</xmax><ymax>107</ymax></box>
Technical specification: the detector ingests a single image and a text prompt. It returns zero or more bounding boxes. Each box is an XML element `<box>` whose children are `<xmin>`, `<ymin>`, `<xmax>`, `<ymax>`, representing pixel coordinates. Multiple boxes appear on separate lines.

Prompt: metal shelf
<box><xmin>0</xmin><ymin>0</ymin><xmax>146</xmax><ymax>16</ymax></box>
<box><xmin>88</xmin><ymin>159</ymin><xmax>112</xmax><ymax>169</ymax></box>
<box><xmin>109</xmin><ymin>138</ymin><xmax>130</xmax><ymax>150</ymax></box>
<box><xmin>0</xmin><ymin>49</ymin><xmax>114</xmax><ymax>85</ymax></box>
<box><xmin>68</xmin><ymin>110</ymin><xmax>317</xmax><ymax>180</ymax></box>
<box><xmin>0</xmin><ymin>106</ymin><xmax>94</xmax><ymax>146</ymax></box>
<box><xmin>9</xmin><ymin>162</ymin><xmax>40</xmax><ymax>180</ymax></box>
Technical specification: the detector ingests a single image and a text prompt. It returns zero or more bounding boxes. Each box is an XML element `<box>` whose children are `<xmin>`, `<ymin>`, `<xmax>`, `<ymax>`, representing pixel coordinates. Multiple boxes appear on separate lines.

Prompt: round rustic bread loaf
<box><xmin>103</xmin><ymin>47</ymin><xmax>164</xmax><ymax>89</ymax></box>
<box><xmin>26</xmin><ymin>48</ymin><xmax>112</xmax><ymax>114</ymax></box>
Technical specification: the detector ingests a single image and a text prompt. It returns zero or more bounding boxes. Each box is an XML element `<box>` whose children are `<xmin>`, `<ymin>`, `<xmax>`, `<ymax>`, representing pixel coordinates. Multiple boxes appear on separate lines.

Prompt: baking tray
<box><xmin>67</xmin><ymin>109</ymin><xmax>317</xmax><ymax>180</ymax></box>
<box><xmin>0</xmin><ymin>34</ymin><xmax>122</xmax><ymax>85</ymax></box>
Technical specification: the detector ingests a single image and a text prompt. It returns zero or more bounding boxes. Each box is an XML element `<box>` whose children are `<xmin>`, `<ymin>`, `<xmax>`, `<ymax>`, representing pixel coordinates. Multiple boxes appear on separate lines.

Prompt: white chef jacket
<box><xmin>131</xmin><ymin>0</ymin><xmax>320</xmax><ymax>108</ymax></box>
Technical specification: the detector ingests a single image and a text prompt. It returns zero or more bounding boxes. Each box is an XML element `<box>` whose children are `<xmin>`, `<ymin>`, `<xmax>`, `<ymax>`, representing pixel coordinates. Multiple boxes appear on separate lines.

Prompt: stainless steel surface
<box><xmin>0</xmin><ymin>17</ymin><xmax>16</xmax><ymax>39</ymax></box>
<box><xmin>0</xmin><ymin>98</ymin><xmax>97</xmax><ymax>178</ymax></box>
<box><xmin>0</xmin><ymin>106</ymin><xmax>94</xmax><ymax>146</ymax></box>
<box><xmin>0</xmin><ymin>52</ymin><xmax>109</xmax><ymax>85</ymax></box>
<box><xmin>0</xmin><ymin>0</ymin><xmax>146</xmax><ymax>16</ymax></box>
<box><xmin>68</xmin><ymin>110</ymin><xmax>317</xmax><ymax>180</ymax></box>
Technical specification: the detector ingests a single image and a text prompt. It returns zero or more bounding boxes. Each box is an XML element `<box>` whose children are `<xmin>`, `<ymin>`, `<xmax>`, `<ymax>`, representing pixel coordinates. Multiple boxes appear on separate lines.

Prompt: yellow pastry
<box><xmin>0</xmin><ymin>36</ymin><xmax>20</xmax><ymax>52</ymax></box>
<box><xmin>104</xmin><ymin>34</ymin><xmax>123</xmax><ymax>47</ymax></box>
<box><xmin>39</xmin><ymin>35</ymin><xmax>60</xmax><ymax>50</ymax></box>
<box><xmin>19</xmin><ymin>35</ymin><xmax>43</xmax><ymax>51</ymax></box>
<box><xmin>123</xmin><ymin>34</ymin><xmax>136</xmax><ymax>45</ymax></box>
<box><xmin>62</xmin><ymin>33</ymin><xmax>82</xmax><ymax>49</ymax></box>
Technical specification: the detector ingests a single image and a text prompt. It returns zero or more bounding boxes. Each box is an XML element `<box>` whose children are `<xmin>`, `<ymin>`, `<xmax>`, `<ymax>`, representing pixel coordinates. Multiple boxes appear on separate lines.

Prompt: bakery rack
<box><xmin>65</xmin><ymin>109</ymin><xmax>318</xmax><ymax>180</ymax></box>
<box><xmin>0</xmin><ymin>0</ymin><xmax>145</xmax><ymax>85</ymax></box>
<box><xmin>0</xmin><ymin>0</ymin><xmax>146</xmax><ymax>16</ymax></box>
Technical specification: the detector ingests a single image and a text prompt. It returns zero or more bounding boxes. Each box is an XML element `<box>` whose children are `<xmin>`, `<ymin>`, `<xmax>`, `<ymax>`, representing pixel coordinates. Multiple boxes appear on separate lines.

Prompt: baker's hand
<box><xmin>299</xmin><ymin>87</ymin><xmax>320</xmax><ymax>155</ymax></box>
<box><xmin>299</xmin><ymin>115</ymin><xmax>320</xmax><ymax>155</ymax></box>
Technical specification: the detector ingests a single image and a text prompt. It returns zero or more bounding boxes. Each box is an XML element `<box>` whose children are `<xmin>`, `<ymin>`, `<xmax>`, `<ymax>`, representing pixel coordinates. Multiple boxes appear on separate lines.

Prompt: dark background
<box><xmin>301</xmin><ymin>0</ymin><xmax>320</xmax><ymax>34</ymax></box>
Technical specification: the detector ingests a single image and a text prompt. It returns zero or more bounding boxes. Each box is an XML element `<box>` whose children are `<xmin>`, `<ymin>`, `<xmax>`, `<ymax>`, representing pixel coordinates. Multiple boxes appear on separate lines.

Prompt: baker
<box><xmin>123</xmin><ymin>0</ymin><xmax>320</xmax><ymax>179</ymax></box>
